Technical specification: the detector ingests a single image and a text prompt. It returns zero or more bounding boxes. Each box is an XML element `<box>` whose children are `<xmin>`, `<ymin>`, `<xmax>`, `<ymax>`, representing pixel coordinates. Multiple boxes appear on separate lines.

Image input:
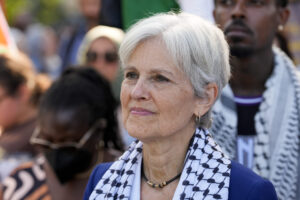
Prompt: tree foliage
<box><xmin>6</xmin><ymin>0</ymin><xmax>66</xmax><ymax>26</ymax></box>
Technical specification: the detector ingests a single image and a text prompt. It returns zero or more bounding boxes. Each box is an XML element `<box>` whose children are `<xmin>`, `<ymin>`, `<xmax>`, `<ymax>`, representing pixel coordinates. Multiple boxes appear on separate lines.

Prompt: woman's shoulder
<box><xmin>83</xmin><ymin>162</ymin><xmax>113</xmax><ymax>200</ymax></box>
<box><xmin>229</xmin><ymin>160</ymin><xmax>277</xmax><ymax>200</ymax></box>
<box><xmin>91</xmin><ymin>162</ymin><xmax>114</xmax><ymax>179</ymax></box>
<box><xmin>83</xmin><ymin>161</ymin><xmax>278</xmax><ymax>200</ymax></box>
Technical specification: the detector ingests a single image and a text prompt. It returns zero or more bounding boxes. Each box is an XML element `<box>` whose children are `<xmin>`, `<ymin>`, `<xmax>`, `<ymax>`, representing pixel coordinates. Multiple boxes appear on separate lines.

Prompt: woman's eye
<box><xmin>152</xmin><ymin>75</ymin><xmax>170</xmax><ymax>82</ymax></box>
<box><xmin>125</xmin><ymin>72</ymin><xmax>138</xmax><ymax>79</ymax></box>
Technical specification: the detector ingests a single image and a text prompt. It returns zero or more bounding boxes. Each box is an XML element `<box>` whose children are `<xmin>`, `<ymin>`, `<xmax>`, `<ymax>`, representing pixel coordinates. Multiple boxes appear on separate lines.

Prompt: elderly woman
<box><xmin>84</xmin><ymin>13</ymin><xmax>277</xmax><ymax>200</ymax></box>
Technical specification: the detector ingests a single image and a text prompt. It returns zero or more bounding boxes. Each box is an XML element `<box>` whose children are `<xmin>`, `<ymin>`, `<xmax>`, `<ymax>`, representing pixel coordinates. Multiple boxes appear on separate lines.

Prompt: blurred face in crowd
<box><xmin>79</xmin><ymin>0</ymin><xmax>101</xmax><ymax>20</ymax></box>
<box><xmin>213</xmin><ymin>0</ymin><xmax>289</xmax><ymax>57</ymax></box>
<box><xmin>33</xmin><ymin>110</ymin><xmax>101</xmax><ymax>183</ymax></box>
<box><xmin>36</xmin><ymin>109</ymin><xmax>102</xmax><ymax>154</ymax></box>
<box><xmin>0</xmin><ymin>85</ymin><xmax>27</xmax><ymax>130</ymax></box>
<box><xmin>38</xmin><ymin>110</ymin><xmax>89</xmax><ymax>145</ymax></box>
<box><xmin>87</xmin><ymin>37</ymin><xmax>119</xmax><ymax>82</ymax></box>
<box><xmin>120</xmin><ymin>38</ymin><xmax>202</xmax><ymax>142</ymax></box>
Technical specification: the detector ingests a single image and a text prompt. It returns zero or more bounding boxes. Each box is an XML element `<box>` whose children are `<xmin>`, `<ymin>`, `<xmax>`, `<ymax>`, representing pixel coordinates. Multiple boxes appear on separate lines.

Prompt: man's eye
<box><xmin>249</xmin><ymin>0</ymin><xmax>264</xmax><ymax>5</ymax></box>
<box><xmin>125</xmin><ymin>72</ymin><xmax>138</xmax><ymax>79</ymax></box>
<box><xmin>152</xmin><ymin>75</ymin><xmax>170</xmax><ymax>82</ymax></box>
<box><xmin>218</xmin><ymin>0</ymin><xmax>234</xmax><ymax>6</ymax></box>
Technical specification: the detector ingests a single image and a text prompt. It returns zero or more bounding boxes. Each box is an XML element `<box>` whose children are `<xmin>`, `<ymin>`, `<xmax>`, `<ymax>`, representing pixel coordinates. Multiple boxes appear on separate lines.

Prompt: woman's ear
<box><xmin>194</xmin><ymin>83</ymin><xmax>218</xmax><ymax>117</ymax></box>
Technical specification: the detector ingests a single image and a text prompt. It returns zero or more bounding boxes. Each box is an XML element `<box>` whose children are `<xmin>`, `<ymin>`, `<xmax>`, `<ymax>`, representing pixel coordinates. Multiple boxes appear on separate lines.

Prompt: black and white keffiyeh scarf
<box><xmin>211</xmin><ymin>47</ymin><xmax>300</xmax><ymax>200</ymax></box>
<box><xmin>89</xmin><ymin>128</ymin><xmax>231</xmax><ymax>200</ymax></box>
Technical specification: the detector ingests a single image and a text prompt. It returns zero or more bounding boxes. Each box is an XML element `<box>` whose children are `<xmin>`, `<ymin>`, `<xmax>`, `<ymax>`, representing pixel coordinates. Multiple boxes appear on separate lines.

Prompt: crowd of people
<box><xmin>0</xmin><ymin>0</ymin><xmax>299</xmax><ymax>199</ymax></box>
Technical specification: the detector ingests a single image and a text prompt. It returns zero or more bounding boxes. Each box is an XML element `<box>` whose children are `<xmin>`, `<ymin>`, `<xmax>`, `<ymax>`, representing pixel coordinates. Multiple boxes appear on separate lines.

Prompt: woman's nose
<box><xmin>130</xmin><ymin>79</ymin><xmax>150</xmax><ymax>100</ymax></box>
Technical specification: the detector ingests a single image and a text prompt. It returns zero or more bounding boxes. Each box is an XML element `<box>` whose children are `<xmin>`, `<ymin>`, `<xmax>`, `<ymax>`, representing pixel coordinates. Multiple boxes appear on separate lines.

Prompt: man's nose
<box><xmin>231</xmin><ymin>1</ymin><xmax>246</xmax><ymax>19</ymax></box>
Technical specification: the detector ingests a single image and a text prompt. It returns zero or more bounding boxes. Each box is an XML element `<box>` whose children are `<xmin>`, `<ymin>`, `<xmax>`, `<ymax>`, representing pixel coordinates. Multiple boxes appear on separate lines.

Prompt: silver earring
<box><xmin>195</xmin><ymin>115</ymin><xmax>201</xmax><ymax>124</ymax></box>
<box><xmin>278</xmin><ymin>25</ymin><xmax>284</xmax><ymax>31</ymax></box>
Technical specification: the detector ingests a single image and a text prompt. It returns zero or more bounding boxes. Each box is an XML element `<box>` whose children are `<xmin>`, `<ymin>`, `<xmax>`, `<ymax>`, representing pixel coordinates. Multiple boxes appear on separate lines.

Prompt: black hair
<box><xmin>0</xmin><ymin>55</ymin><xmax>26</xmax><ymax>96</ymax></box>
<box><xmin>275</xmin><ymin>32</ymin><xmax>293</xmax><ymax>59</ymax></box>
<box><xmin>277</xmin><ymin>0</ymin><xmax>288</xmax><ymax>7</ymax></box>
<box><xmin>39</xmin><ymin>67</ymin><xmax>123</xmax><ymax>151</ymax></box>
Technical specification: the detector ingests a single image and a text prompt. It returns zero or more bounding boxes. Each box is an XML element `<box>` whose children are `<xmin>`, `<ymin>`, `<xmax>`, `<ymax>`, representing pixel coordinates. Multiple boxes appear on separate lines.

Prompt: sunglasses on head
<box><xmin>86</xmin><ymin>50</ymin><xmax>119</xmax><ymax>63</ymax></box>
<box><xmin>30</xmin><ymin>119</ymin><xmax>106</xmax><ymax>150</ymax></box>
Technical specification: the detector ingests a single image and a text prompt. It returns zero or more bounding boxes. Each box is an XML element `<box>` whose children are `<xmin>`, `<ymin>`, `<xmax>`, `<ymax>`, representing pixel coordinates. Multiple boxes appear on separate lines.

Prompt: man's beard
<box><xmin>230</xmin><ymin>45</ymin><xmax>254</xmax><ymax>58</ymax></box>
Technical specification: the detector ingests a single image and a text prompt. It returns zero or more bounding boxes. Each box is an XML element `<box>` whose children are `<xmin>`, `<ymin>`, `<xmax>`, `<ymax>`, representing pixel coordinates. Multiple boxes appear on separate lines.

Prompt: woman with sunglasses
<box><xmin>0</xmin><ymin>67</ymin><xmax>123</xmax><ymax>200</ymax></box>
<box><xmin>78</xmin><ymin>25</ymin><xmax>135</xmax><ymax>148</ymax></box>
<box><xmin>0</xmin><ymin>49</ymin><xmax>50</xmax><ymax>182</ymax></box>
<box><xmin>77</xmin><ymin>25</ymin><xmax>124</xmax><ymax>83</ymax></box>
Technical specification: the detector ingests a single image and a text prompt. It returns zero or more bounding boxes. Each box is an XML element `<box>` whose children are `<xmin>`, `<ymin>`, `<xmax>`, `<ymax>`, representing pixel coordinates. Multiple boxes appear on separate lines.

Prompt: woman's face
<box><xmin>35</xmin><ymin>110</ymin><xmax>100</xmax><ymax>183</ymax></box>
<box><xmin>87</xmin><ymin>37</ymin><xmax>119</xmax><ymax>82</ymax></box>
<box><xmin>38</xmin><ymin>110</ymin><xmax>91</xmax><ymax>145</ymax></box>
<box><xmin>79</xmin><ymin>0</ymin><xmax>101</xmax><ymax>20</ymax></box>
<box><xmin>121</xmin><ymin>38</ymin><xmax>200</xmax><ymax>142</ymax></box>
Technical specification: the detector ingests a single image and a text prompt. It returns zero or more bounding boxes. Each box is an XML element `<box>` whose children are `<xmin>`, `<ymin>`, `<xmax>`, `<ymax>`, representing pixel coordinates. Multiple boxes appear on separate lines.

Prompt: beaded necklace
<box><xmin>141</xmin><ymin>161</ymin><xmax>181</xmax><ymax>188</ymax></box>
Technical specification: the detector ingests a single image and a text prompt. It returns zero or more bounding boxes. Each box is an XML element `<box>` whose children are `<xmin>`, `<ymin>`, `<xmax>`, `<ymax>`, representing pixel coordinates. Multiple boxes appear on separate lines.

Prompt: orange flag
<box><xmin>0</xmin><ymin>3</ymin><xmax>16</xmax><ymax>50</ymax></box>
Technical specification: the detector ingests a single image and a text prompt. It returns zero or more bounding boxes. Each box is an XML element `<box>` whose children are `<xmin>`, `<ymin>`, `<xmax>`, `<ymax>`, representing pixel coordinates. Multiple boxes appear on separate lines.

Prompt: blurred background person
<box><xmin>0</xmin><ymin>67</ymin><xmax>123</xmax><ymax>200</ymax></box>
<box><xmin>0</xmin><ymin>48</ymin><xmax>51</xmax><ymax>182</ymax></box>
<box><xmin>285</xmin><ymin>0</ymin><xmax>300</xmax><ymax>65</ymax></box>
<box><xmin>26</xmin><ymin>24</ymin><xmax>62</xmax><ymax>79</ymax></box>
<box><xmin>176</xmin><ymin>0</ymin><xmax>299</xmax><ymax>66</ymax></box>
<box><xmin>77</xmin><ymin>25</ymin><xmax>134</xmax><ymax>147</ymax></box>
<box><xmin>98</xmin><ymin>0</ymin><xmax>122</xmax><ymax>29</ymax></box>
<box><xmin>59</xmin><ymin>0</ymin><xmax>102</xmax><ymax>70</ymax></box>
<box><xmin>211</xmin><ymin>0</ymin><xmax>300</xmax><ymax>199</ymax></box>
<box><xmin>77</xmin><ymin>25</ymin><xmax>124</xmax><ymax>84</ymax></box>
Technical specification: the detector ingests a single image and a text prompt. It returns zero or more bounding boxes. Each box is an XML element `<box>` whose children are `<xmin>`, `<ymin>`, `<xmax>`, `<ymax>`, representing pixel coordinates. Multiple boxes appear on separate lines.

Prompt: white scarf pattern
<box><xmin>211</xmin><ymin>47</ymin><xmax>300</xmax><ymax>200</ymax></box>
<box><xmin>89</xmin><ymin>128</ymin><xmax>231</xmax><ymax>200</ymax></box>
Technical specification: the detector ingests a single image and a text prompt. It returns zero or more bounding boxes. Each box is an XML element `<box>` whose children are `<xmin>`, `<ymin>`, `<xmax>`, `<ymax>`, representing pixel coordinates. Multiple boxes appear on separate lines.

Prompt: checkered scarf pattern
<box><xmin>89</xmin><ymin>128</ymin><xmax>231</xmax><ymax>200</ymax></box>
<box><xmin>211</xmin><ymin>47</ymin><xmax>300</xmax><ymax>200</ymax></box>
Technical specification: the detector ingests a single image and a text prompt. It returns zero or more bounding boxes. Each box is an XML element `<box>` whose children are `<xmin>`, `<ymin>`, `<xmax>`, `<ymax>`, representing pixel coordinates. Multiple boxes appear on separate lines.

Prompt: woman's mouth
<box><xmin>130</xmin><ymin>107</ymin><xmax>154</xmax><ymax>116</ymax></box>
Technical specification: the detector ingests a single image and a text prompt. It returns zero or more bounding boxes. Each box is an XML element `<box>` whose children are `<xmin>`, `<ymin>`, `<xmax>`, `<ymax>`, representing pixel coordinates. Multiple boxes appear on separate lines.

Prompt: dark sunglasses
<box><xmin>86</xmin><ymin>51</ymin><xmax>119</xmax><ymax>63</ymax></box>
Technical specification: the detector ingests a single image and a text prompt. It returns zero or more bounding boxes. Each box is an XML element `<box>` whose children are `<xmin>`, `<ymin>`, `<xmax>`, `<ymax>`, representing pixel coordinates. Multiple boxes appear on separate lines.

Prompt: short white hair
<box><xmin>119</xmin><ymin>12</ymin><xmax>231</xmax><ymax>128</ymax></box>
